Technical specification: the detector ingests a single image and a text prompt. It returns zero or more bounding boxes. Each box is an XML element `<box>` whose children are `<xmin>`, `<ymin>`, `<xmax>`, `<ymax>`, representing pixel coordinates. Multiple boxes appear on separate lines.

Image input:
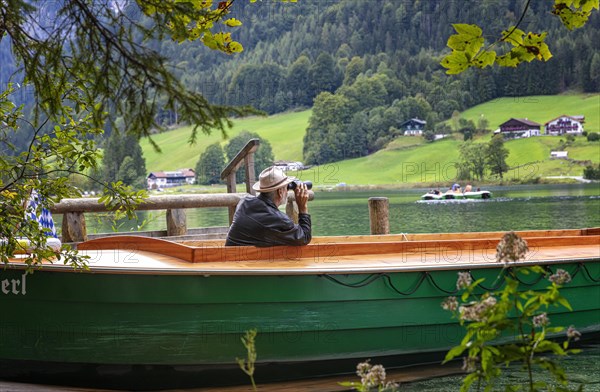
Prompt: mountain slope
<box><xmin>460</xmin><ymin>94</ymin><xmax>600</xmax><ymax>133</ymax></box>
<box><xmin>141</xmin><ymin>94</ymin><xmax>599</xmax><ymax>185</ymax></box>
<box><xmin>141</xmin><ymin>110</ymin><xmax>311</xmax><ymax>171</ymax></box>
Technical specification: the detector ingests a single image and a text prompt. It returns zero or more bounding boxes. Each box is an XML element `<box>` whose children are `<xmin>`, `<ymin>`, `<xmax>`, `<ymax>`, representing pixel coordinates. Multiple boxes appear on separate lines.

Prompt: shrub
<box><xmin>583</xmin><ymin>164</ymin><xmax>600</xmax><ymax>180</ymax></box>
<box><xmin>443</xmin><ymin>232</ymin><xmax>583</xmax><ymax>392</ymax></box>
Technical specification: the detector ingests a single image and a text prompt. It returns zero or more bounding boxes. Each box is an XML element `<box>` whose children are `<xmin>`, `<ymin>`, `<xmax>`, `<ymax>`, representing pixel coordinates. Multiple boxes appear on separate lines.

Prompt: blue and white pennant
<box><xmin>26</xmin><ymin>191</ymin><xmax>58</xmax><ymax>238</ymax></box>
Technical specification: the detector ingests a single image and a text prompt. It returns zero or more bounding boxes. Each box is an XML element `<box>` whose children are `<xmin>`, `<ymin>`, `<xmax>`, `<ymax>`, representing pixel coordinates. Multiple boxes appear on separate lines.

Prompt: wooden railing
<box><xmin>220</xmin><ymin>138</ymin><xmax>260</xmax><ymax>222</ymax></box>
<box><xmin>50</xmin><ymin>192</ymin><xmax>315</xmax><ymax>243</ymax></box>
<box><xmin>50</xmin><ymin>193</ymin><xmax>246</xmax><ymax>243</ymax></box>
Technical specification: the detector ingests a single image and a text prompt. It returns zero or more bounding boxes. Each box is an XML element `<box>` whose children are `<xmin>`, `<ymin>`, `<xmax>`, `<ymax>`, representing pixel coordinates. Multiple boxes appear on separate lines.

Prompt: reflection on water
<box><xmin>310</xmin><ymin>183</ymin><xmax>600</xmax><ymax>236</ymax></box>
<box><xmin>403</xmin><ymin>344</ymin><xmax>600</xmax><ymax>391</ymax></box>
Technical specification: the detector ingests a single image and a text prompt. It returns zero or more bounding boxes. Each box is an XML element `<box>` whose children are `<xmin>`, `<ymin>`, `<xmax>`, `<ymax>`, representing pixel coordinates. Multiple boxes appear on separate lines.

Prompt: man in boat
<box><xmin>225</xmin><ymin>166</ymin><xmax>312</xmax><ymax>247</ymax></box>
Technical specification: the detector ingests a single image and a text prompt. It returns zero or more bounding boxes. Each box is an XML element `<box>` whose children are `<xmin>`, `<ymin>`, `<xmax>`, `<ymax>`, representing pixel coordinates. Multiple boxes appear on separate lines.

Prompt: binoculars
<box><xmin>287</xmin><ymin>180</ymin><xmax>313</xmax><ymax>190</ymax></box>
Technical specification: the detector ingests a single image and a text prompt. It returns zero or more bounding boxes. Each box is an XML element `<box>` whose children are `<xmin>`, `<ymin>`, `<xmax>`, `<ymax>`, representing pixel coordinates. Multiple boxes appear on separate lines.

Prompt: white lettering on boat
<box><xmin>1</xmin><ymin>273</ymin><xmax>27</xmax><ymax>296</ymax></box>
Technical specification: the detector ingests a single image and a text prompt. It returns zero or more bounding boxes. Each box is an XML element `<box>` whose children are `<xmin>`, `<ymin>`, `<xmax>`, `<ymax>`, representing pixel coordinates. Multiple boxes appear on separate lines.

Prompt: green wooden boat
<box><xmin>1</xmin><ymin>228</ymin><xmax>599</xmax><ymax>389</ymax></box>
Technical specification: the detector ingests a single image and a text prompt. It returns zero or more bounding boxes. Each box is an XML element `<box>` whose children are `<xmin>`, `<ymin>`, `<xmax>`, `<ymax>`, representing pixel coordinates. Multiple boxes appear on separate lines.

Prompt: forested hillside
<box><xmin>2</xmin><ymin>0</ymin><xmax>598</xmax><ymax>177</ymax></box>
<box><xmin>3</xmin><ymin>1</ymin><xmax>599</xmax><ymax>122</ymax></box>
<box><xmin>156</xmin><ymin>0</ymin><xmax>600</xmax><ymax>164</ymax></box>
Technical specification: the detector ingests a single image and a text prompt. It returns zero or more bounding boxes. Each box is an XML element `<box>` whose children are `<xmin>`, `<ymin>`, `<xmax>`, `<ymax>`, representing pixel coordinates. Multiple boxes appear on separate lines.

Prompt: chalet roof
<box><xmin>400</xmin><ymin>118</ymin><xmax>427</xmax><ymax>126</ymax></box>
<box><xmin>148</xmin><ymin>169</ymin><xmax>195</xmax><ymax>179</ymax></box>
<box><xmin>544</xmin><ymin>115</ymin><xmax>586</xmax><ymax>126</ymax></box>
<box><xmin>500</xmin><ymin>118</ymin><xmax>541</xmax><ymax>127</ymax></box>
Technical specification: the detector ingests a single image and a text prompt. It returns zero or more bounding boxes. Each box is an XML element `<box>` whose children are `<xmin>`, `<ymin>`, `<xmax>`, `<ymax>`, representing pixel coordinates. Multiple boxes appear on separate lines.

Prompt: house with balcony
<box><xmin>498</xmin><ymin>118</ymin><xmax>541</xmax><ymax>139</ymax></box>
<box><xmin>400</xmin><ymin>118</ymin><xmax>427</xmax><ymax>136</ymax></box>
<box><xmin>147</xmin><ymin>169</ymin><xmax>195</xmax><ymax>189</ymax></box>
<box><xmin>544</xmin><ymin>115</ymin><xmax>585</xmax><ymax>135</ymax></box>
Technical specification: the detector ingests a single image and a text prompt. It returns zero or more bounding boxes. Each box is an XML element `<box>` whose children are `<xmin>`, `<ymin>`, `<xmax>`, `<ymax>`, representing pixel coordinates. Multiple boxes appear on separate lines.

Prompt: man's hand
<box><xmin>294</xmin><ymin>183</ymin><xmax>309</xmax><ymax>214</ymax></box>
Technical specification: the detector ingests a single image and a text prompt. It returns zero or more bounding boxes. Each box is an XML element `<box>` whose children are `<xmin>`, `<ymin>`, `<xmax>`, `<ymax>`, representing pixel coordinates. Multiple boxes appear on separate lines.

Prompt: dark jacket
<box><xmin>225</xmin><ymin>194</ymin><xmax>311</xmax><ymax>247</ymax></box>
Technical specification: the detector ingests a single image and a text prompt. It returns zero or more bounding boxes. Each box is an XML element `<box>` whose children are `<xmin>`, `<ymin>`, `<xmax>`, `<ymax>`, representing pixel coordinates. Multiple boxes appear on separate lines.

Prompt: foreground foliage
<box><xmin>442</xmin><ymin>0</ymin><xmax>599</xmax><ymax>74</ymax></box>
<box><xmin>237</xmin><ymin>329</ymin><xmax>258</xmax><ymax>392</ymax></box>
<box><xmin>443</xmin><ymin>232</ymin><xmax>584</xmax><ymax>392</ymax></box>
<box><xmin>0</xmin><ymin>84</ymin><xmax>147</xmax><ymax>269</ymax></box>
<box><xmin>0</xmin><ymin>0</ymin><xmax>290</xmax><ymax>268</ymax></box>
<box><xmin>339</xmin><ymin>360</ymin><xmax>399</xmax><ymax>392</ymax></box>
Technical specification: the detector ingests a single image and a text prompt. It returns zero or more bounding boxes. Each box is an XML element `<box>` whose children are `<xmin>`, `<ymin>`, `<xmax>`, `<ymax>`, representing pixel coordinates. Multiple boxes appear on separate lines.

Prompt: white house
<box><xmin>498</xmin><ymin>118</ymin><xmax>541</xmax><ymax>139</ymax></box>
<box><xmin>400</xmin><ymin>118</ymin><xmax>427</xmax><ymax>136</ymax></box>
<box><xmin>147</xmin><ymin>169</ymin><xmax>195</xmax><ymax>189</ymax></box>
<box><xmin>544</xmin><ymin>115</ymin><xmax>585</xmax><ymax>135</ymax></box>
<box><xmin>274</xmin><ymin>161</ymin><xmax>305</xmax><ymax>171</ymax></box>
<box><xmin>550</xmin><ymin>151</ymin><xmax>568</xmax><ymax>159</ymax></box>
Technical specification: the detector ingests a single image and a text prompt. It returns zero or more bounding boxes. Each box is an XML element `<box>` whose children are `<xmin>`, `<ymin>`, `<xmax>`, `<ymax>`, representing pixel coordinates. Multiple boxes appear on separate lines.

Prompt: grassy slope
<box><xmin>308</xmin><ymin>93</ymin><xmax>599</xmax><ymax>186</ymax></box>
<box><xmin>460</xmin><ymin>94</ymin><xmax>600</xmax><ymax>133</ymax></box>
<box><xmin>141</xmin><ymin>109</ymin><xmax>311</xmax><ymax>171</ymax></box>
<box><xmin>303</xmin><ymin>138</ymin><xmax>462</xmax><ymax>186</ymax></box>
<box><xmin>141</xmin><ymin>94</ymin><xmax>599</xmax><ymax>185</ymax></box>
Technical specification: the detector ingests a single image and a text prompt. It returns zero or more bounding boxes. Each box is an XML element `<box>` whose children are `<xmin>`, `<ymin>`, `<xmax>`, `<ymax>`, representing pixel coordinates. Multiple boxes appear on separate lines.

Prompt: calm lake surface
<box><xmin>82</xmin><ymin>183</ymin><xmax>600</xmax><ymax>235</ymax></box>
<box><xmin>404</xmin><ymin>344</ymin><xmax>600</xmax><ymax>391</ymax></box>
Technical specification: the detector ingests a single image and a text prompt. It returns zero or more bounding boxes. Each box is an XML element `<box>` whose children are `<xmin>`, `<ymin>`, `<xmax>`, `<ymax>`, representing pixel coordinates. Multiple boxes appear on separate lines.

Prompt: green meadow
<box><xmin>140</xmin><ymin>109</ymin><xmax>311</xmax><ymax>171</ymax></box>
<box><xmin>460</xmin><ymin>93</ymin><xmax>600</xmax><ymax>133</ymax></box>
<box><xmin>308</xmin><ymin>135</ymin><xmax>598</xmax><ymax>187</ymax></box>
<box><xmin>141</xmin><ymin>94</ymin><xmax>599</xmax><ymax>186</ymax></box>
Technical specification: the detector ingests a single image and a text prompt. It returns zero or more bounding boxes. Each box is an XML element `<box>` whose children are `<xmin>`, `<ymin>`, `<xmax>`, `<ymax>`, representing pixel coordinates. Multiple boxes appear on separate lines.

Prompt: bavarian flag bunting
<box><xmin>26</xmin><ymin>191</ymin><xmax>58</xmax><ymax>238</ymax></box>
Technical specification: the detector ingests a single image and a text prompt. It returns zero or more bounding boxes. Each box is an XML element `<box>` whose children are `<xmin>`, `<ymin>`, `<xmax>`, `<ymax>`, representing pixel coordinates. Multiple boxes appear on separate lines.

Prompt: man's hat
<box><xmin>252</xmin><ymin>166</ymin><xmax>297</xmax><ymax>193</ymax></box>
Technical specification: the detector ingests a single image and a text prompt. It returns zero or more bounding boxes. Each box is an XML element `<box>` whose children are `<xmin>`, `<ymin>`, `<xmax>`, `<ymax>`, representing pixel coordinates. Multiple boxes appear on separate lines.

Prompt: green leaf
<box><xmin>337</xmin><ymin>381</ymin><xmax>358</xmax><ymax>387</ymax></box>
<box><xmin>461</xmin><ymin>291</ymin><xmax>470</xmax><ymax>302</ymax></box>
<box><xmin>474</xmin><ymin>50</ymin><xmax>497</xmax><ymax>68</ymax></box>
<box><xmin>510</xmin><ymin>46</ymin><xmax>536</xmax><ymax>63</ymax></box>
<box><xmin>557</xmin><ymin>297</ymin><xmax>572</xmax><ymax>311</ymax></box>
<box><xmin>224</xmin><ymin>18</ymin><xmax>242</xmax><ymax>27</ymax></box>
<box><xmin>228</xmin><ymin>41</ymin><xmax>244</xmax><ymax>53</ymax></box>
<box><xmin>460</xmin><ymin>373</ymin><xmax>479</xmax><ymax>392</ymax></box>
<box><xmin>501</xmin><ymin>27</ymin><xmax>526</xmax><ymax>46</ymax></box>
<box><xmin>516</xmin><ymin>299</ymin><xmax>524</xmax><ymax>312</ymax></box>
<box><xmin>453</xmin><ymin>23</ymin><xmax>483</xmax><ymax>38</ymax></box>
<box><xmin>441</xmin><ymin>51</ymin><xmax>470</xmax><ymax>74</ymax></box>
<box><xmin>447</xmin><ymin>34</ymin><xmax>470</xmax><ymax>51</ymax></box>
<box><xmin>447</xmin><ymin>34</ymin><xmax>484</xmax><ymax>54</ymax></box>
<box><xmin>444</xmin><ymin>345</ymin><xmax>467</xmax><ymax>362</ymax></box>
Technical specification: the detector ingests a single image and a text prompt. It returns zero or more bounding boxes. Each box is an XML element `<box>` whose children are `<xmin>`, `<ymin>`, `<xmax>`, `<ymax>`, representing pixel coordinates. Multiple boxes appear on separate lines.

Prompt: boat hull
<box><xmin>1</xmin><ymin>258</ymin><xmax>599</xmax><ymax>388</ymax></box>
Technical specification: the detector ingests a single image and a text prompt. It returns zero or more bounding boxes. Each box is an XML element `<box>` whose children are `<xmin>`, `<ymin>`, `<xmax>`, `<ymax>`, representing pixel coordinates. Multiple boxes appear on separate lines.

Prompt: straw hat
<box><xmin>252</xmin><ymin>167</ymin><xmax>296</xmax><ymax>193</ymax></box>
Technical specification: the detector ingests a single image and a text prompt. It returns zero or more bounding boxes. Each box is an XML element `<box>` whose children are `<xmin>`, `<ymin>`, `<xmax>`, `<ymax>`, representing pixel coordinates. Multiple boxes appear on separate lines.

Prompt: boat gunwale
<box><xmin>5</xmin><ymin>255</ymin><xmax>599</xmax><ymax>276</ymax></box>
<box><xmin>73</xmin><ymin>233</ymin><xmax>600</xmax><ymax>263</ymax></box>
<box><xmin>5</xmin><ymin>228</ymin><xmax>599</xmax><ymax>275</ymax></box>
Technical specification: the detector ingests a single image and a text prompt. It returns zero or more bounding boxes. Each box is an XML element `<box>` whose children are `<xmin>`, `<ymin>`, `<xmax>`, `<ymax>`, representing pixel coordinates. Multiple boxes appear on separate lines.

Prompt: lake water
<box><xmin>403</xmin><ymin>343</ymin><xmax>600</xmax><ymax>391</ymax></box>
<box><xmin>81</xmin><ymin>183</ymin><xmax>600</xmax><ymax>235</ymax></box>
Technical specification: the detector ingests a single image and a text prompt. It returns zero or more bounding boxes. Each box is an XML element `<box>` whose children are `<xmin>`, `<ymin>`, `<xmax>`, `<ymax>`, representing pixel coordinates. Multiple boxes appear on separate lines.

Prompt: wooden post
<box><xmin>61</xmin><ymin>212</ymin><xmax>87</xmax><ymax>243</ymax></box>
<box><xmin>220</xmin><ymin>139</ymin><xmax>260</xmax><ymax>224</ymax></box>
<box><xmin>285</xmin><ymin>192</ymin><xmax>314</xmax><ymax>223</ymax></box>
<box><xmin>368</xmin><ymin>197</ymin><xmax>389</xmax><ymax>235</ymax></box>
<box><xmin>286</xmin><ymin>196</ymin><xmax>299</xmax><ymax>223</ymax></box>
<box><xmin>166</xmin><ymin>209</ymin><xmax>187</xmax><ymax>236</ymax></box>
<box><xmin>225</xmin><ymin>174</ymin><xmax>237</xmax><ymax>224</ymax></box>
<box><xmin>244</xmin><ymin>151</ymin><xmax>256</xmax><ymax>196</ymax></box>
